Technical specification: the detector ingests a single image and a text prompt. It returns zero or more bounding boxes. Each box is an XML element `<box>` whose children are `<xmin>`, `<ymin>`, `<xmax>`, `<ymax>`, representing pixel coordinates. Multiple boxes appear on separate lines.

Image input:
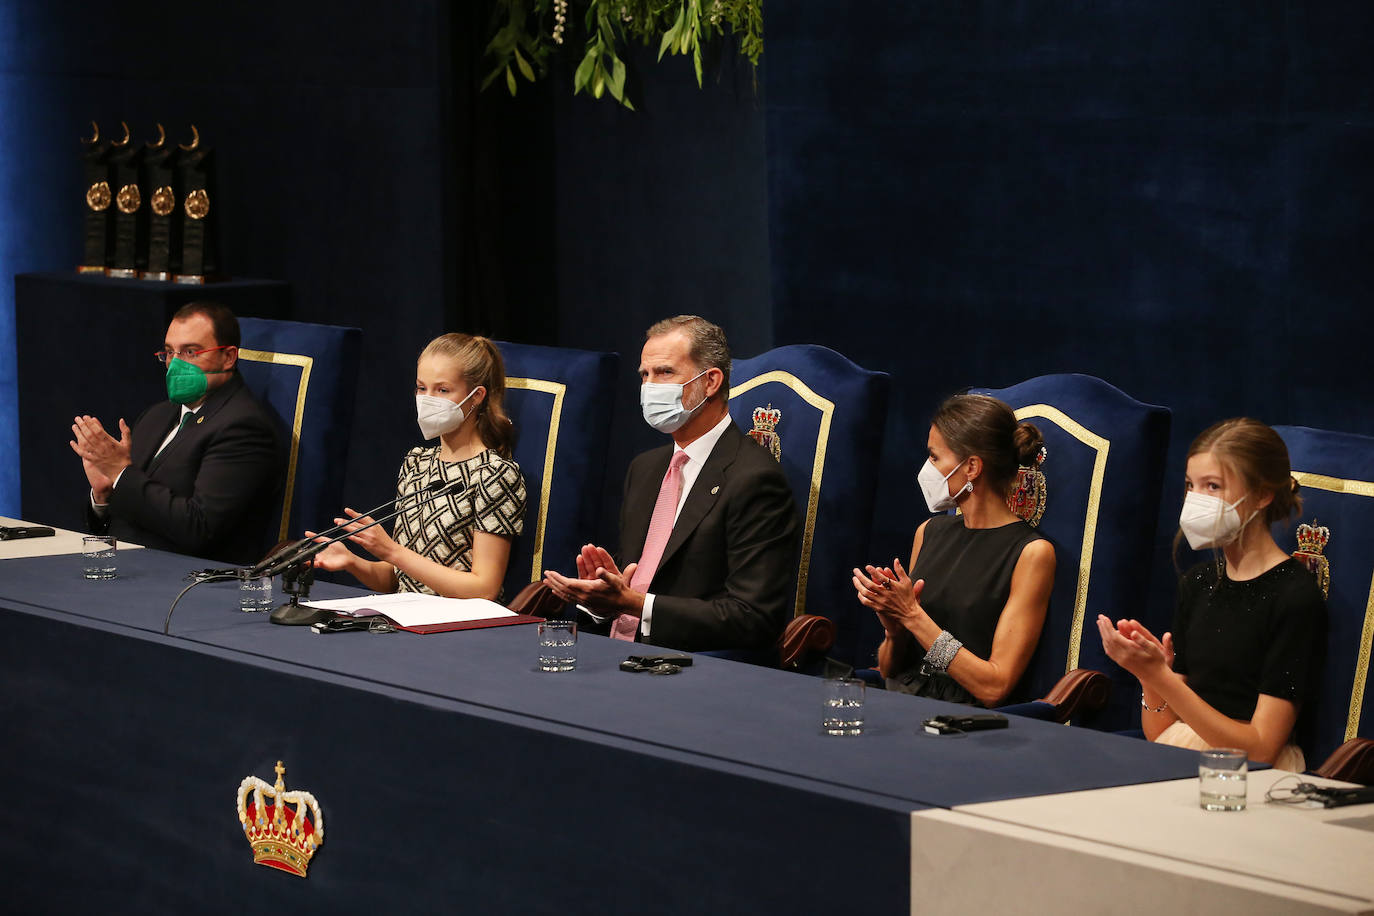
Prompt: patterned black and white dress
<box><xmin>390</xmin><ymin>446</ymin><xmax>526</xmax><ymax>596</ymax></box>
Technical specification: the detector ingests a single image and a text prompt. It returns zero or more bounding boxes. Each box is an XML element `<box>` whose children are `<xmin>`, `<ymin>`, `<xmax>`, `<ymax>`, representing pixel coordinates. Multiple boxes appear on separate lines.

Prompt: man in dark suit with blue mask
<box><xmin>70</xmin><ymin>301</ymin><xmax>282</xmax><ymax>564</ymax></box>
<box><xmin>543</xmin><ymin>315</ymin><xmax>800</xmax><ymax>652</ymax></box>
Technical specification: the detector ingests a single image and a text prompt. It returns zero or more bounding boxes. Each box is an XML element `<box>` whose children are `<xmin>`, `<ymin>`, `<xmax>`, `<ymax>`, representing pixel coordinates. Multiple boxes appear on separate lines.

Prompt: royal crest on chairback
<box><xmin>748</xmin><ymin>404</ymin><xmax>782</xmax><ymax>461</ymax></box>
<box><xmin>1007</xmin><ymin>446</ymin><xmax>1048</xmax><ymax>527</ymax></box>
<box><xmin>236</xmin><ymin>761</ymin><xmax>324</xmax><ymax>878</ymax></box>
<box><xmin>1293</xmin><ymin>521</ymin><xmax>1331</xmax><ymax>599</ymax></box>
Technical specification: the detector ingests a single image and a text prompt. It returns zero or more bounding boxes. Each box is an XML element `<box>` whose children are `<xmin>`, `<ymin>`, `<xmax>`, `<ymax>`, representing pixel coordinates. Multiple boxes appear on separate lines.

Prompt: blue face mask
<box><xmin>640</xmin><ymin>370</ymin><xmax>708</xmax><ymax>434</ymax></box>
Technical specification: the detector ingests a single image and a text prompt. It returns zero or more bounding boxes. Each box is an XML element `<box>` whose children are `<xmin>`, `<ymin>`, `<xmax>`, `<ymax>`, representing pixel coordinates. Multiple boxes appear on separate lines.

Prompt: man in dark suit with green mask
<box><xmin>71</xmin><ymin>302</ymin><xmax>283</xmax><ymax>564</ymax></box>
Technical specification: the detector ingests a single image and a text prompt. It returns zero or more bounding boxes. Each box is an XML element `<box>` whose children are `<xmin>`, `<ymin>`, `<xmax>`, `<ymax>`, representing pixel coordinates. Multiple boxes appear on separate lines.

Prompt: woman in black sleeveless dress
<box><xmin>853</xmin><ymin>394</ymin><xmax>1056</xmax><ymax>706</ymax></box>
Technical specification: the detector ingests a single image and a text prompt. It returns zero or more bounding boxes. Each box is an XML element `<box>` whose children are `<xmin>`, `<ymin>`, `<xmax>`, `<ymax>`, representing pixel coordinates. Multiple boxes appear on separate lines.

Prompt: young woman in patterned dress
<box><xmin>309</xmin><ymin>334</ymin><xmax>527</xmax><ymax>599</ymax></box>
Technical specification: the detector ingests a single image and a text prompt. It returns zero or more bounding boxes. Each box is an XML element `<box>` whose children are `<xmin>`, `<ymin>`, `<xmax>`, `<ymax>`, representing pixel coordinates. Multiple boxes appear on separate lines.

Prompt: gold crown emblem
<box><xmin>1296</xmin><ymin>521</ymin><xmax>1330</xmax><ymax>555</ymax></box>
<box><xmin>236</xmin><ymin>761</ymin><xmax>324</xmax><ymax>878</ymax></box>
<box><xmin>1294</xmin><ymin>520</ymin><xmax>1331</xmax><ymax>599</ymax></box>
<box><xmin>747</xmin><ymin>403</ymin><xmax>782</xmax><ymax>461</ymax></box>
<box><xmin>1007</xmin><ymin>446</ymin><xmax>1048</xmax><ymax>527</ymax></box>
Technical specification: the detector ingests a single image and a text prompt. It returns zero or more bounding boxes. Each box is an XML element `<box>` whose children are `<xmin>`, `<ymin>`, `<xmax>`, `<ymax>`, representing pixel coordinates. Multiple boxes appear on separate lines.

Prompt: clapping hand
<box><xmin>543</xmin><ymin>543</ymin><xmax>641</xmax><ymax>615</ymax></box>
<box><xmin>70</xmin><ymin>415</ymin><xmax>132</xmax><ymax>500</ymax></box>
<box><xmin>1096</xmin><ymin>615</ymin><xmax>1174</xmax><ymax>679</ymax></box>
<box><xmin>853</xmin><ymin>557</ymin><xmax>926</xmax><ymax>632</ymax></box>
<box><xmin>333</xmin><ymin>508</ymin><xmax>400</xmax><ymax>562</ymax></box>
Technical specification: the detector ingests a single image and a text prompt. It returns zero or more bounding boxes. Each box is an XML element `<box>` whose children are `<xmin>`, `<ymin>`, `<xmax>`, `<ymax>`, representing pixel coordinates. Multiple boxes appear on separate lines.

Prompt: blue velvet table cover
<box><xmin>1</xmin><ymin>548</ymin><xmax>1197</xmax><ymax>912</ymax></box>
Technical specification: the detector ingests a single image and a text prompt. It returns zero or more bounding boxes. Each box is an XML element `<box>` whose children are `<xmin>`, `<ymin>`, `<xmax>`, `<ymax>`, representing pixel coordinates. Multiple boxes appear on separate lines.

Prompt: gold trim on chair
<box><xmin>506</xmin><ymin>378</ymin><xmax>565</xmax><ymax>583</ymax></box>
<box><xmin>729</xmin><ymin>371</ymin><xmax>834</xmax><ymax>617</ymax></box>
<box><xmin>238</xmin><ymin>349</ymin><xmax>312</xmax><ymax>541</ymax></box>
<box><xmin>1292</xmin><ymin>470</ymin><xmax>1374</xmax><ymax>744</ymax></box>
<box><xmin>1013</xmin><ymin>404</ymin><xmax>1110</xmax><ymax>673</ymax></box>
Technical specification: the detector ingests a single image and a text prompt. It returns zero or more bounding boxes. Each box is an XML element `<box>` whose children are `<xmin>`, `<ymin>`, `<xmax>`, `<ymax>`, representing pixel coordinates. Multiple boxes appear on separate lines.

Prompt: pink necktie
<box><xmin>612</xmin><ymin>450</ymin><xmax>690</xmax><ymax>641</ymax></box>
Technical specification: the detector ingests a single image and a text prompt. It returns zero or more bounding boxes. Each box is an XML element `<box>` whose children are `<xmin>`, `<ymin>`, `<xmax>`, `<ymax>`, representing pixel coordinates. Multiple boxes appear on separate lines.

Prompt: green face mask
<box><xmin>165</xmin><ymin>357</ymin><xmax>228</xmax><ymax>404</ymax></box>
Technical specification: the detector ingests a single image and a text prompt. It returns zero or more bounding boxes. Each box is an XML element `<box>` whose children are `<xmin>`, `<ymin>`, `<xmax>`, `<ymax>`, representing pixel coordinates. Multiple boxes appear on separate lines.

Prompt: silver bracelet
<box><xmin>1140</xmin><ymin>694</ymin><xmax>1169</xmax><ymax>714</ymax></box>
<box><xmin>921</xmin><ymin>629</ymin><xmax>963</xmax><ymax>674</ymax></box>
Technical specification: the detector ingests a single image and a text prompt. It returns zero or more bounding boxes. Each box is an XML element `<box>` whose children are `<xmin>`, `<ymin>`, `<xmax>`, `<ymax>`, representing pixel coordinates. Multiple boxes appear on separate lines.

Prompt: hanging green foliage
<box><xmin>482</xmin><ymin>0</ymin><xmax>763</xmax><ymax>110</ymax></box>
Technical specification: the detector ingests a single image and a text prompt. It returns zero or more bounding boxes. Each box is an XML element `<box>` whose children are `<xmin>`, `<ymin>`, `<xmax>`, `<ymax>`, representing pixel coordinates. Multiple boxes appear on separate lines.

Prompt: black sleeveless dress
<box><xmin>885</xmin><ymin>515</ymin><xmax>1046</xmax><ymax>705</ymax></box>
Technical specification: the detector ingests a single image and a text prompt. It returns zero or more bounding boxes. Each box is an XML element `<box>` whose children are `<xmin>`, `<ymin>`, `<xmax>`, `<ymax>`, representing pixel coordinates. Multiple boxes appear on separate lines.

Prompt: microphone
<box><xmin>241</xmin><ymin>479</ymin><xmax>450</xmax><ymax>579</ymax></box>
<box><xmin>257</xmin><ymin>476</ymin><xmax>474</xmax><ymax>580</ymax></box>
<box><xmin>170</xmin><ymin>473</ymin><xmax>485</xmax><ymax>634</ymax></box>
<box><xmin>264</xmin><ymin>472</ymin><xmax>487</xmax><ymax>626</ymax></box>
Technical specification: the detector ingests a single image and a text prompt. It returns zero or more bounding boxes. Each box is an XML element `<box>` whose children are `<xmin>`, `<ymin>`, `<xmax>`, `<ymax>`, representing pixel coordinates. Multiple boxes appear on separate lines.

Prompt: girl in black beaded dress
<box><xmin>1097</xmin><ymin>418</ymin><xmax>1323</xmax><ymax>769</ymax></box>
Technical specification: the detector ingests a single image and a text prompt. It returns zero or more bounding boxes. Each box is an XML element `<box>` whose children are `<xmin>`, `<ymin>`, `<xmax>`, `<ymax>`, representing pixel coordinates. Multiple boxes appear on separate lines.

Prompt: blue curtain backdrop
<box><xmin>763</xmin><ymin>2</ymin><xmax>1374</xmax><ymax>651</ymax></box>
<box><xmin>0</xmin><ymin>7</ymin><xmax>24</xmax><ymax>514</ymax></box>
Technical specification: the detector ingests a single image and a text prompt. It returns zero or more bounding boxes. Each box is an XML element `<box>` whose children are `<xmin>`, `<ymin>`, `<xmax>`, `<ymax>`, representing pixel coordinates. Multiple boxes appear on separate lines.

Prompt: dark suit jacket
<box><xmin>87</xmin><ymin>372</ymin><xmax>283</xmax><ymax>564</ymax></box>
<box><xmin>620</xmin><ymin>421</ymin><xmax>801</xmax><ymax>652</ymax></box>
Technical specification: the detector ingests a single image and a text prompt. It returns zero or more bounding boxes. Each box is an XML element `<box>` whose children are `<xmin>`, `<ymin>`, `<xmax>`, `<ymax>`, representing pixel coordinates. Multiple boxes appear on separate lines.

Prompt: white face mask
<box><xmin>416</xmin><ymin>387</ymin><xmax>480</xmax><ymax>440</ymax></box>
<box><xmin>1178</xmin><ymin>490</ymin><xmax>1257</xmax><ymax>550</ymax></box>
<box><xmin>640</xmin><ymin>369</ymin><xmax>708</xmax><ymax>434</ymax></box>
<box><xmin>918</xmin><ymin>457</ymin><xmax>972</xmax><ymax>513</ymax></box>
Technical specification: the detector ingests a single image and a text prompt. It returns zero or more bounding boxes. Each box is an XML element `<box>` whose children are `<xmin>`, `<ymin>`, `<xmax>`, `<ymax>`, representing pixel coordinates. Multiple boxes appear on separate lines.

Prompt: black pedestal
<box><xmin>14</xmin><ymin>271</ymin><xmax>290</xmax><ymax>531</ymax></box>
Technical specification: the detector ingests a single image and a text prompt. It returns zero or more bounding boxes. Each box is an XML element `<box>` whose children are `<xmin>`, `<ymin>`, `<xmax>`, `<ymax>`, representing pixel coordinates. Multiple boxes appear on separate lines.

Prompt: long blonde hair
<box><xmin>419</xmin><ymin>333</ymin><xmax>515</xmax><ymax>458</ymax></box>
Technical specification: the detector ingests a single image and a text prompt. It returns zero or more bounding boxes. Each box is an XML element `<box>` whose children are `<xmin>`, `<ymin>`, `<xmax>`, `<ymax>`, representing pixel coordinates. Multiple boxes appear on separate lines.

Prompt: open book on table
<box><xmin>301</xmin><ymin>593</ymin><xmax>543</xmax><ymax>634</ymax></box>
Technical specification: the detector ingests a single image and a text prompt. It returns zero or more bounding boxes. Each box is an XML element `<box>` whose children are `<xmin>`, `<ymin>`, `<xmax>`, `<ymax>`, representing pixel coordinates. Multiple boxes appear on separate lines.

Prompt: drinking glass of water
<box><xmin>822</xmin><ymin>676</ymin><xmax>865</xmax><ymax>736</ymax></box>
<box><xmin>538</xmin><ymin>620</ymin><xmax>577</xmax><ymax>672</ymax></box>
<box><xmin>239</xmin><ymin>575</ymin><xmax>274</xmax><ymax>613</ymax></box>
<box><xmin>1198</xmin><ymin>748</ymin><xmax>1247</xmax><ymax>811</ymax></box>
<box><xmin>81</xmin><ymin>535</ymin><xmax>117</xmax><ymax>580</ymax></box>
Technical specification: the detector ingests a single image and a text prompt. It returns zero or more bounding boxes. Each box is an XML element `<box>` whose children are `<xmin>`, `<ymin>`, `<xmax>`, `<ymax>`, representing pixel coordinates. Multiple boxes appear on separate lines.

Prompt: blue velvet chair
<box><xmin>976</xmin><ymin>374</ymin><xmax>1172</xmax><ymax>727</ymax></box>
<box><xmin>237</xmin><ymin>317</ymin><xmax>362</xmax><ymax>550</ymax></box>
<box><xmin>720</xmin><ymin>345</ymin><xmax>891</xmax><ymax>669</ymax></box>
<box><xmin>495</xmin><ymin>341</ymin><xmax>619</xmax><ymax>606</ymax></box>
<box><xmin>1273</xmin><ymin>425</ymin><xmax>1374</xmax><ymax>778</ymax></box>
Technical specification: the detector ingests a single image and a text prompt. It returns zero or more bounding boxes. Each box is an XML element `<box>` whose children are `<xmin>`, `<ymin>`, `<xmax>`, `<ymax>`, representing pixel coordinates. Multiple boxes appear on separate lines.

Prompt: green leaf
<box><xmin>592</xmin><ymin>63</ymin><xmax>605</xmax><ymax>98</ymax></box>
<box><xmin>506</xmin><ymin>65</ymin><xmax>518</xmax><ymax>95</ymax></box>
<box><xmin>693</xmin><ymin>42</ymin><xmax>702</xmax><ymax>87</ymax></box>
<box><xmin>608</xmin><ymin>54</ymin><xmax>627</xmax><ymax>102</ymax></box>
<box><xmin>480</xmin><ymin>63</ymin><xmax>505</xmax><ymax>92</ymax></box>
<box><xmin>513</xmin><ymin>47</ymin><xmax>535</xmax><ymax>82</ymax></box>
<box><xmin>659</xmin><ymin>4</ymin><xmax>685</xmax><ymax>60</ymax></box>
<box><xmin>573</xmin><ymin>49</ymin><xmax>596</xmax><ymax>93</ymax></box>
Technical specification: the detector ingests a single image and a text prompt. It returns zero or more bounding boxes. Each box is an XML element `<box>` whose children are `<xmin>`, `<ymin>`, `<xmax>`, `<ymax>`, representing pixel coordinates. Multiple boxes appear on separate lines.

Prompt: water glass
<box><xmin>538</xmin><ymin>620</ymin><xmax>577</xmax><ymax>672</ymax></box>
<box><xmin>1198</xmin><ymin>748</ymin><xmax>1247</xmax><ymax>811</ymax></box>
<box><xmin>81</xmin><ymin>535</ymin><xmax>117</xmax><ymax>580</ymax></box>
<box><xmin>239</xmin><ymin>576</ymin><xmax>274</xmax><ymax>613</ymax></box>
<box><xmin>822</xmin><ymin>676</ymin><xmax>865</xmax><ymax>736</ymax></box>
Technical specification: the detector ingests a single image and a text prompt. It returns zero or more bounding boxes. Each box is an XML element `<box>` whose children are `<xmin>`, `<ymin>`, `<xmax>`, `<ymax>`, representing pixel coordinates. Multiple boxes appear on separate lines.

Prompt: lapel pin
<box><xmin>196</xmin><ymin>416</ymin><xmax>205</xmax><ymax>424</ymax></box>
<box><xmin>710</xmin><ymin>485</ymin><xmax>720</xmax><ymax>495</ymax></box>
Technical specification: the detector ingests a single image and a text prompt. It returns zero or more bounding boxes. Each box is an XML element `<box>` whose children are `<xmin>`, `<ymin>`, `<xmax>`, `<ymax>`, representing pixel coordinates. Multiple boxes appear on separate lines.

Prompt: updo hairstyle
<box><xmin>931</xmin><ymin>393</ymin><xmax>1045</xmax><ymax>497</ymax></box>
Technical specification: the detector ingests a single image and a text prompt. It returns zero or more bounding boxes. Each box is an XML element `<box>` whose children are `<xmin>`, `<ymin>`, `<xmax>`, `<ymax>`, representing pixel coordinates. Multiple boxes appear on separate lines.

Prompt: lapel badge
<box><xmin>1007</xmin><ymin>446</ymin><xmax>1048</xmax><ymax>527</ymax></box>
<box><xmin>237</xmin><ymin>761</ymin><xmax>324</xmax><ymax>878</ymax></box>
<box><xmin>748</xmin><ymin>404</ymin><xmax>782</xmax><ymax>461</ymax></box>
<box><xmin>1293</xmin><ymin>521</ymin><xmax>1331</xmax><ymax>599</ymax></box>
<box><xmin>196</xmin><ymin>415</ymin><xmax>205</xmax><ymax>424</ymax></box>
<box><xmin>711</xmin><ymin>485</ymin><xmax>720</xmax><ymax>495</ymax></box>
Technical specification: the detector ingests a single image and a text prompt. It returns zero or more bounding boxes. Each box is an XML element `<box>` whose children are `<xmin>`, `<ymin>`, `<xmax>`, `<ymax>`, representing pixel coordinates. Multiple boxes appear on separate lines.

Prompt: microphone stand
<box><xmin>265</xmin><ymin>476</ymin><xmax>479</xmax><ymax>626</ymax></box>
<box><xmin>170</xmin><ymin>479</ymin><xmax>469</xmax><ymax>635</ymax></box>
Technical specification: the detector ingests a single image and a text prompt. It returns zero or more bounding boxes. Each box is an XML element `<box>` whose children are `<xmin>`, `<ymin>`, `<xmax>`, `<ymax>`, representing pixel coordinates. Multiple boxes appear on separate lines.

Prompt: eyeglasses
<box><xmin>154</xmin><ymin>345</ymin><xmax>231</xmax><ymax>365</ymax></box>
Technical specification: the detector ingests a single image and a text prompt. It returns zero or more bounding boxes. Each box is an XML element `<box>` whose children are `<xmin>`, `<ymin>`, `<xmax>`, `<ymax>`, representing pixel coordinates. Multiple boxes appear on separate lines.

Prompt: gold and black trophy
<box><xmin>173</xmin><ymin>126</ymin><xmax>221</xmax><ymax>283</ymax></box>
<box><xmin>143</xmin><ymin>123</ymin><xmax>181</xmax><ymax>281</ymax></box>
<box><xmin>106</xmin><ymin>122</ymin><xmax>146</xmax><ymax>278</ymax></box>
<box><xmin>79</xmin><ymin>121</ymin><xmax>115</xmax><ymax>274</ymax></box>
